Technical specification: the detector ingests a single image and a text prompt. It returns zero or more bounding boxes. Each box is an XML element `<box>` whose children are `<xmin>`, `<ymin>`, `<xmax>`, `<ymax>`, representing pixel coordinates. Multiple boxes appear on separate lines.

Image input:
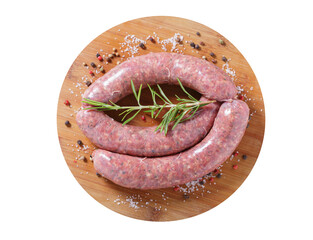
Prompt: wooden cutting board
<box><xmin>57</xmin><ymin>16</ymin><xmax>265</xmax><ymax>221</ymax></box>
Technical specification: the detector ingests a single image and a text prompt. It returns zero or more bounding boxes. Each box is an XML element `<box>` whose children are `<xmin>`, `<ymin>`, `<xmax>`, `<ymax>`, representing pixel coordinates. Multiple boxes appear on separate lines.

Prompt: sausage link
<box><xmin>82</xmin><ymin>52</ymin><xmax>237</xmax><ymax>106</ymax></box>
<box><xmin>76</xmin><ymin>98</ymin><xmax>220</xmax><ymax>157</ymax></box>
<box><xmin>93</xmin><ymin>100</ymin><xmax>249</xmax><ymax>189</ymax></box>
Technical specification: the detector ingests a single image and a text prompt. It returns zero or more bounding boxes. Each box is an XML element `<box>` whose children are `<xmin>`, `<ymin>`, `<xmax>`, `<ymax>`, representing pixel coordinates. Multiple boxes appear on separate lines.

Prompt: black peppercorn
<box><xmin>90</xmin><ymin>62</ymin><xmax>96</xmax><ymax>68</ymax></box>
<box><xmin>86</xmin><ymin>81</ymin><xmax>91</xmax><ymax>87</ymax></box>
<box><xmin>190</xmin><ymin>42</ymin><xmax>195</xmax><ymax>48</ymax></box>
<box><xmin>65</xmin><ymin>120</ymin><xmax>71</xmax><ymax>127</ymax></box>
<box><xmin>139</xmin><ymin>42</ymin><xmax>146</xmax><ymax>49</ymax></box>
<box><xmin>222</xmin><ymin>56</ymin><xmax>227</xmax><ymax>62</ymax></box>
<box><xmin>77</xmin><ymin>140</ymin><xmax>83</xmax><ymax>146</ymax></box>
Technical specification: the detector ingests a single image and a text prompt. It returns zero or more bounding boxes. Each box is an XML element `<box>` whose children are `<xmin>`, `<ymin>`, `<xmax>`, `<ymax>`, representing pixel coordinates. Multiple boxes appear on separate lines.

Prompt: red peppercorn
<box><xmin>74</xmin><ymin>160</ymin><xmax>77</xmax><ymax>163</ymax></box>
<box><xmin>209</xmin><ymin>177</ymin><xmax>214</xmax><ymax>182</ymax></box>
<box><xmin>89</xmin><ymin>70</ymin><xmax>94</xmax><ymax>75</ymax></box>
<box><xmin>238</xmin><ymin>95</ymin><xmax>244</xmax><ymax>100</ymax></box>
<box><xmin>213</xmin><ymin>169</ymin><xmax>219</xmax><ymax>174</ymax></box>
<box><xmin>97</xmin><ymin>55</ymin><xmax>103</xmax><ymax>61</ymax></box>
<box><xmin>233</xmin><ymin>164</ymin><xmax>238</xmax><ymax>170</ymax></box>
<box><xmin>141</xmin><ymin>115</ymin><xmax>146</xmax><ymax>121</ymax></box>
<box><xmin>173</xmin><ymin>186</ymin><xmax>180</xmax><ymax>191</ymax></box>
<box><xmin>64</xmin><ymin>100</ymin><xmax>70</xmax><ymax>106</ymax></box>
<box><xmin>234</xmin><ymin>151</ymin><xmax>239</xmax><ymax>156</ymax></box>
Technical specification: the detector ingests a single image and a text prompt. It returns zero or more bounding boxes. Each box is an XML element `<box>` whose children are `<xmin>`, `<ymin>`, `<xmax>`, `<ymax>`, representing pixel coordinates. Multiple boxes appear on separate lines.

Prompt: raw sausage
<box><xmin>81</xmin><ymin>52</ymin><xmax>237</xmax><ymax>107</ymax></box>
<box><xmin>76</xmin><ymin>97</ymin><xmax>221</xmax><ymax>157</ymax></box>
<box><xmin>92</xmin><ymin>100</ymin><xmax>249</xmax><ymax>189</ymax></box>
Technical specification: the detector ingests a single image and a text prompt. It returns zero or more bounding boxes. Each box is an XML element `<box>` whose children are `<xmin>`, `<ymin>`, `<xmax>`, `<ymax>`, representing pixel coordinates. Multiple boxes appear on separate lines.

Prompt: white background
<box><xmin>1</xmin><ymin>0</ymin><xmax>312</xmax><ymax>239</ymax></box>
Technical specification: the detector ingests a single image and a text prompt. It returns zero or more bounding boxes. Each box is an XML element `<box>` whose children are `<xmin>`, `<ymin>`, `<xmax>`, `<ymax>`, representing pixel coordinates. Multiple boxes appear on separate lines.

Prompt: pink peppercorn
<box><xmin>233</xmin><ymin>164</ymin><xmax>238</xmax><ymax>170</ymax></box>
<box><xmin>89</xmin><ymin>70</ymin><xmax>94</xmax><ymax>75</ymax></box>
<box><xmin>234</xmin><ymin>151</ymin><xmax>239</xmax><ymax>156</ymax></box>
<box><xmin>209</xmin><ymin>177</ymin><xmax>214</xmax><ymax>182</ymax></box>
<box><xmin>173</xmin><ymin>186</ymin><xmax>180</xmax><ymax>191</ymax></box>
<box><xmin>64</xmin><ymin>100</ymin><xmax>70</xmax><ymax>106</ymax></box>
<box><xmin>141</xmin><ymin>115</ymin><xmax>146</xmax><ymax>121</ymax></box>
<box><xmin>97</xmin><ymin>56</ymin><xmax>103</xmax><ymax>61</ymax></box>
<box><xmin>238</xmin><ymin>95</ymin><xmax>244</xmax><ymax>100</ymax></box>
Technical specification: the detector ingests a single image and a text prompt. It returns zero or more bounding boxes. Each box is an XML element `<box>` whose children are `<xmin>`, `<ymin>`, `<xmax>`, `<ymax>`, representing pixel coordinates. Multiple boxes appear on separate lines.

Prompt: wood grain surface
<box><xmin>57</xmin><ymin>16</ymin><xmax>265</xmax><ymax>221</ymax></box>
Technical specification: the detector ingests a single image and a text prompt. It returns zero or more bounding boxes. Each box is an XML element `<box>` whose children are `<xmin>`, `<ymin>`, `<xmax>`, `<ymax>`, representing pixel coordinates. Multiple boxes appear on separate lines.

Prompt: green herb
<box><xmin>82</xmin><ymin>79</ymin><xmax>215</xmax><ymax>135</ymax></box>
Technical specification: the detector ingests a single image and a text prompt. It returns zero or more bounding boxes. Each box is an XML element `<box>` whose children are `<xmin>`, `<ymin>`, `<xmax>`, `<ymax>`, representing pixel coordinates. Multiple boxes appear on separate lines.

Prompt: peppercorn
<box><xmin>219</xmin><ymin>39</ymin><xmax>225</xmax><ymax>45</ymax></box>
<box><xmin>196</xmin><ymin>32</ymin><xmax>201</xmax><ymax>36</ymax></box>
<box><xmin>64</xmin><ymin>100</ymin><xmax>70</xmax><ymax>106</ymax></box>
<box><xmin>199</xmin><ymin>179</ymin><xmax>204</xmax><ymax>185</ymax></box>
<box><xmin>82</xmin><ymin>62</ymin><xmax>87</xmax><ymax>66</ymax></box>
<box><xmin>97</xmin><ymin>55</ymin><xmax>103</xmax><ymax>61</ymax></box>
<box><xmin>173</xmin><ymin>186</ymin><xmax>180</xmax><ymax>191</ymax></box>
<box><xmin>183</xmin><ymin>194</ymin><xmax>190</xmax><ymax>200</ymax></box>
<box><xmin>190</xmin><ymin>42</ymin><xmax>195</xmax><ymax>48</ymax></box>
<box><xmin>195</xmin><ymin>44</ymin><xmax>200</xmax><ymax>50</ymax></box>
<box><xmin>141</xmin><ymin>115</ymin><xmax>146</xmax><ymax>121</ymax></box>
<box><xmin>209</xmin><ymin>177</ymin><xmax>214</xmax><ymax>182</ymax></box>
<box><xmin>233</xmin><ymin>164</ymin><xmax>238</xmax><ymax>170</ymax></box>
<box><xmin>139</xmin><ymin>42</ymin><xmax>146</xmax><ymax>49</ymax></box>
<box><xmin>202</xmin><ymin>56</ymin><xmax>207</xmax><ymax>60</ymax></box>
<box><xmin>99</xmin><ymin>66</ymin><xmax>104</xmax><ymax>73</ymax></box>
<box><xmin>96</xmin><ymin>172</ymin><xmax>101</xmax><ymax>177</ymax></box>
<box><xmin>90</xmin><ymin>62</ymin><xmax>96</xmax><ymax>68</ymax></box>
<box><xmin>242</xmin><ymin>154</ymin><xmax>247</xmax><ymax>160</ymax></box>
<box><xmin>234</xmin><ymin>151</ymin><xmax>239</xmax><ymax>156</ymax></box>
<box><xmin>213</xmin><ymin>169</ymin><xmax>219</xmax><ymax>174</ymax></box>
<box><xmin>216</xmin><ymin>173</ymin><xmax>222</xmax><ymax>178</ymax></box>
<box><xmin>86</xmin><ymin>81</ymin><xmax>91</xmax><ymax>87</ymax></box>
<box><xmin>96</xmin><ymin>53</ymin><xmax>100</xmax><ymax>57</ymax></box>
<box><xmin>77</xmin><ymin>140</ymin><xmax>83</xmax><ymax>146</ymax></box>
<box><xmin>90</xmin><ymin>155</ymin><xmax>93</xmax><ymax>162</ymax></box>
<box><xmin>210</xmin><ymin>52</ymin><xmax>215</xmax><ymax>57</ymax></box>
<box><xmin>200</xmin><ymin>41</ymin><xmax>205</xmax><ymax>46</ymax></box>
<box><xmin>106</xmin><ymin>57</ymin><xmax>111</xmax><ymax>63</ymax></box>
<box><xmin>89</xmin><ymin>70</ymin><xmax>94</xmax><ymax>75</ymax></box>
<box><xmin>112</xmin><ymin>52</ymin><xmax>116</xmax><ymax>57</ymax></box>
<box><xmin>113</xmin><ymin>48</ymin><xmax>117</xmax><ymax>52</ymax></box>
<box><xmin>211</xmin><ymin>59</ymin><xmax>217</xmax><ymax>64</ymax></box>
<box><xmin>149</xmin><ymin>36</ymin><xmax>155</xmax><ymax>43</ymax></box>
<box><xmin>115</xmin><ymin>53</ymin><xmax>120</xmax><ymax>57</ymax></box>
<box><xmin>238</xmin><ymin>95</ymin><xmax>244</xmax><ymax>100</ymax></box>
<box><xmin>108</xmin><ymin>54</ymin><xmax>113</xmax><ymax>58</ymax></box>
<box><xmin>222</xmin><ymin>56</ymin><xmax>227</xmax><ymax>62</ymax></box>
<box><xmin>65</xmin><ymin>120</ymin><xmax>71</xmax><ymax>127</ymax></box>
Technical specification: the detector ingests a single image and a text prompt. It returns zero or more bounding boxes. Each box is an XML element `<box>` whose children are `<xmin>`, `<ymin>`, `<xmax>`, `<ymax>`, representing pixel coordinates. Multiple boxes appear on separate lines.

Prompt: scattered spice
<box><xmin>89</xmin><ymin>70</ymin><xmax>94</xmax><ymax>75</ymax></box>
<box><xmin>86</xmin><ymin>81</ymin><xmax>91</xmax><ymax>87</ymax></box>
<box><xmin>97</xmin><ymin>55</ymin><xmax>103</xmax><ymax>61</ymax></box>
<box><xmin>211</xmin><ymin>59</ymin><xmax>217</xmax><ymax>64</ymax></box>
<box><xmin>141</xmin><ymin>115</ymin><xmax>146</xmax><ymax>121</ymax></box>
<box><xmin>238</xmin><ymin>95</ymin><xmax>244</xmax><ymax>100</ymax></box>
<box><xmin>196</xmin><ymin>32</ymin><xmax>201</xmax><ymax>36</ymax></box>
<box><xmin>219</xmin><ymin>39</ymin><xmax>225</xmax><ymax>45</ymax></box>
<box><xmin>209</xmin><ymin>177</ymin><xmax>214</xmax><ymax>183</ymax></box>
<box><xmin>173</xmin><ymin>186</ymin><xmax>180</xmax><ymax>191</ymax></box>
<box><xmin>117</xmin><ymin>61</ymin><xmax>120</xmax><ymax>65</ymax></box>
<box><xmin>199</xmin><ymin>179</ymin><xmax>204</xmax><ymax>185</ymax></box>
<box><xmin>113</xmin><ymin>48</ymin><xmax>117</xmax><ymax>52</ymax></box>
<box><xmin>195</xmin><ymin>44</ymin><xmax>200</xmax><ymax>50</ymax></box>
<box><xmin>233</xmin><ymin>164</ymin><xmax>238</xmax><ymax>170</ymax></box>
<box><xmin>210</xmin><ymin>52</ymin><xmax>215</xmax><ymax>57</ymax></box>
<box><xmin>65</xmin><ymin>120</ymin><xmax>71</xmax><ymax>127</ymax></box>
<box><xmin>183</xmin><ymin>193</ymin><xmax>190</xmax><ymax>199</ymax></box>
<box><xmin>99</xmin><ymin>66</ymin><xmax>105</xmax><ymax>73</ymax></box>
<box><xmin>242</xmin><ymin>154</ymin><xmax>247</xmax><ymax>160</ymax></box>
<box><xmin>216</xmin><ymin>173</ymin><xmax>222</xmax><ymax>178</ymax></box>
<box><xmin>222</xmin><ymin>56</ymin><xmax>227</xmax><ymax>62</ymax></box>
<box><xmin>64</xmin><ymin>100</ymin><xmax>70</xmax><ymax>106</ymax></box>
<box><xmin>202</xmin><ymin>56</ymin><xmax>207</xmax><ymax>60</ymax></box>
<box><xmin>90</xmin><ymin>62</ymin><xmax>96</xmax><ymax>68</ymax></box>
<box><xmin>213</xmin><ymin>169</ymin><xmax>219</xmax><ymax>174</ymax></box>
<box><xmin>96</xmin><ymin>53</ymin><xmax>100</xmax><ymax>57</ymax></box>
<box><xmin>115</xmin><ymin>52</ymin><xmax>120</xmax><ymax>57</ymax></box>
<box><xmin>200</xmin><ymin>41</ymin><xmax>205</xmax><ymax>46</ymax></box>
<box><xmin>234</xmin><ymin>151</ymin><xmax>239</xmax><ymax>156</ymax></box>
<box><xmin>108</xmin><ymin>54</ymin><xmax>114</xmax><ymax>58</ymax></box>
<box><xmin>90</xmin><ymin>155</ymin><xmax>93</xmax><ymax>162</ymax></box>
<box><xmin>74</xmin><ymin>160</ymin><xmax>77</xmax><ymax>163</ymax></box>
<box><xmin>190</xmin><ymin>42</ymin><xmax>195</xmax><ymax>48</ymax></box>
<box><xmin>77</xmin><ymin>140</ymin><xmax>83</xmax><ymax>146</ymax></box>
<box><xmin>82</xmin><ymin>62</ymin><xmax>87</xmax><ymax>66</ymax></box>
<box><xmin>106</xmin><ymin>57</ymin><xmax>111</xmax><ymax>63</ymax></box>
<box><xmin>96</xmin><ymin>172</ymin><xmax>101</xmax><ymax>177</ymax></box>
<box><xmin>139</xmin><ymin>42</ymin><xmax>146</xmax><ymax>49</ymax></box>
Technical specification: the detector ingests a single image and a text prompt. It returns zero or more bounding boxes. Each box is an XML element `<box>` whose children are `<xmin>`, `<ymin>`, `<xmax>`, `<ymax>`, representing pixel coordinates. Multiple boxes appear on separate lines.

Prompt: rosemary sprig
<box><xmin>82</xmin><ymin>79</ymin><xmax>215</xmax><ymax>135</ymax></box>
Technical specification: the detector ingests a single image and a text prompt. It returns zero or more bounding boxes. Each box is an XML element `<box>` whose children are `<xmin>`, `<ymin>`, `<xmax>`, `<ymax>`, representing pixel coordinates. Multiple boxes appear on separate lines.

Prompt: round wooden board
<box><xmin>57</xmin><ymin>16</ymin><xmax>265</xmax><ymax>221</ymax></box>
